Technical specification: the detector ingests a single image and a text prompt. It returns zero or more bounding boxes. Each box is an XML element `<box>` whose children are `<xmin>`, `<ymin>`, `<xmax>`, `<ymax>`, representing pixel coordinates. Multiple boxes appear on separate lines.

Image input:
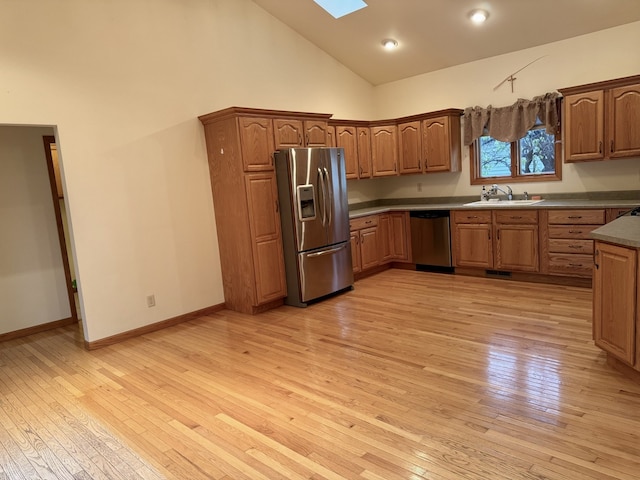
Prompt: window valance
<box><xmin>462</xmin><ymin>92</ymin><xmax>561</xmax><ymax>146</ymax></box>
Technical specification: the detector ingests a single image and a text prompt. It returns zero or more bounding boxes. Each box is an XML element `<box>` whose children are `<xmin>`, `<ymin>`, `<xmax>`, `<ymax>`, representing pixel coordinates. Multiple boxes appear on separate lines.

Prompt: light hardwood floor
<box><xmin>2</xmin><ymin>270</ymin><xmax>640</xmax><ymax>479</ymax></box>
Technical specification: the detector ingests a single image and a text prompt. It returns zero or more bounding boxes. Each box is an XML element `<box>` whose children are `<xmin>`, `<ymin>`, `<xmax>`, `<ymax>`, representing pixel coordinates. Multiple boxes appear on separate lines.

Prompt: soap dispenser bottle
<box><xmin>481</xmin><ymin>185</ymin><xmax>486</xmax><ymax>201</ymax></box>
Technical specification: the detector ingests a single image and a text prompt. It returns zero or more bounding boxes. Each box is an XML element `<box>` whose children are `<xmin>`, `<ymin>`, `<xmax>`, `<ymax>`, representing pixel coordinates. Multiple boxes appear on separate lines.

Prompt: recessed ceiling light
<box><xmin>382</xmin><ymin>38</ymin><xmax>398</xmax><ymax>50</ymax></box>
<box><xmin>469</xmin><ymin>9</ymin><xmax>489</xmax><ymax>24</ymax></box>
<box><xmin>314</xmin><ymin>0</ymin><xmax>367</xmax><ymax>19</ymax></box>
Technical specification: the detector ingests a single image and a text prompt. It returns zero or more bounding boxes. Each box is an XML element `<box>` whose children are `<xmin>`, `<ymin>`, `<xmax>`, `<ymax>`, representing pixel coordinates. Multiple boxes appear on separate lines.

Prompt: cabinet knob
<box><xmin>599</xmin><ymin>141</ymin><xmax>603</xmax><ymax>154</ymax></box>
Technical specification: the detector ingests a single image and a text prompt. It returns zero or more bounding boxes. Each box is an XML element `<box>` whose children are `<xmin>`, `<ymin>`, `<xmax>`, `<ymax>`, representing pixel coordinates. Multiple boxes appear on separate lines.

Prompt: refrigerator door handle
<box><xmin>317</xmin><ymin>167</ymin><xmax>327</xmax><ymax>226</ymax></box>
<box><xmin>306</xmin><ymin>243</ymin><xmax>348</xmax><ymax>257</ymax></box>
<box><xmin>323</xmin><ymin>167</ymin><xmax>332</xmax><ymax>227</ymax></box>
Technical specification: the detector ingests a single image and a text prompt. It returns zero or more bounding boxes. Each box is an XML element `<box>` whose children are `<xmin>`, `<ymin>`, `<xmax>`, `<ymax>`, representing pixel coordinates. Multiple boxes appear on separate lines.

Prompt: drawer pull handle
<box><xmin>568</xmin><ymin>230</ymin><xmax>583</xmax><ymax>234</ymax></box>
<box><xmin>568</xmin><ymin>263</ymin><xmax>584</xmax><ymax>267</ymax></box>
<box><xmin>466</xmin><ymin>216</ymin><xmax>479</xmax><ymax>219</ymax></box>
<box><xmin>568</xmin><ymin>245</ymin><xmax>583</xmax><ymax>249</ymax></box>
<box><xmin>510</xmin><ymin>216</ymin><xmax>523</xmax><ymax>220</ymax></box>
<box><xmin>568</xmin><ymin>216</ymin><xmax>582</xmax><ymax>219</ymax></box>
<box><xmin>365</xmin><ymin>220</ymin><xmax>372</xmax><ymax>224</ymax></box>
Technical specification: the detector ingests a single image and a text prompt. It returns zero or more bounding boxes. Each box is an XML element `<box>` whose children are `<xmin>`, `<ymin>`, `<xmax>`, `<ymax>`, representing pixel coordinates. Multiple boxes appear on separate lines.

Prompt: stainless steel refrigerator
<box><xmin>274</xmin><ymin>147</ymin><xmax>354</xmax><ymax>307</ymax></box>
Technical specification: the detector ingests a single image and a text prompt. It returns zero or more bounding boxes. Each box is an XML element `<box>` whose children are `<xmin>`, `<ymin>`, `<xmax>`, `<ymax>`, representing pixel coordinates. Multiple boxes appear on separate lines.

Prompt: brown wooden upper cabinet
<box><xmin>422</xmin><ymin>115</ymin><xmax>461</xmax><ymax>173</ymax></box>
<box><xmin>397</xmin><ymin>110</ymin><xmax>462</xmax><ymax>175</ymax></box>
<box><xmin>273</xmin><ymin>118</ymin><xmax>329</xmax><ymax>149</ymax></box>
<box><xmin>239</xmin><ymin>117</ymin><xmax>276</xmax><ymax>171</ymax></box>
<box><xmin>371</xmin><ymin>125</ymin><xmax>398</xmax><ymax>177</ymax></box>
<box><xmin>357</xmin><ymin>127</ymin><xmax>372</xmax><ymax>178</ymax></box>
<box><xmin>331</xmin><ymin>122</ymin><xmax>372</xmax><ymax>180</ymax></box>
<box><xmin>398</xmin><ymin>121</ymin><xmax>422</xmax><ymax>174</ymax></box>
<box><xmin>560</xmin><ymin>75</ymin><xmax>640</xmax><ymax>162</ymax></box>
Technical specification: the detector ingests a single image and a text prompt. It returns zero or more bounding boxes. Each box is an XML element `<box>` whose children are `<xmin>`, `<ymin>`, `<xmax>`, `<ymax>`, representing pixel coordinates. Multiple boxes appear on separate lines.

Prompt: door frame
<box><xmin>42</xmin><ymin>135</ymin><xmax>78</xmax><ymax>324</ymax></box>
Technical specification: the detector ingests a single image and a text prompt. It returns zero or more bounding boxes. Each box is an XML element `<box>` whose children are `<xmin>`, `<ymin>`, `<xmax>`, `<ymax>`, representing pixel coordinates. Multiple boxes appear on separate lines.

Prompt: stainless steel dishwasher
<box><xmin>410</xmin><ymin>210</ymin><xmax>453</xmax><ymax>271</ymax></box>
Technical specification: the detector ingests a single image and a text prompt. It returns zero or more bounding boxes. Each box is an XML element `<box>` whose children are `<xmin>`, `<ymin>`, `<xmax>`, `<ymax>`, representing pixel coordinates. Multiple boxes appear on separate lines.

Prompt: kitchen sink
<box><xmin>463</xmin><ymin>199</ymin><xmax>544</xmax><ymax>207</ymax></box>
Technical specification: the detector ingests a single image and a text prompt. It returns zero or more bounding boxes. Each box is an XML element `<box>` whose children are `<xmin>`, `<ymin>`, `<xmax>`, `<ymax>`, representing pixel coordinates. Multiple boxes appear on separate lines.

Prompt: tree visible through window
<box><xmin>471</xmin><ymin>125</ymin><xmax>562</xmax><ymax>184</ymax></box>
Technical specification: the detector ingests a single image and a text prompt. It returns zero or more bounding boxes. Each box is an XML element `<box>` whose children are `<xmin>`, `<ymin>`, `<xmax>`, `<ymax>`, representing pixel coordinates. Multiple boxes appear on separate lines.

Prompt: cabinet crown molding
<box><xmin>199</xmin><ymin>106</ymin><xmax>332</xmax><ymax>125</ymax></box>
<box><xmin>558</xmin><ymin>74</ymin><xmax>640</xmax><ymax>96</ymax></box>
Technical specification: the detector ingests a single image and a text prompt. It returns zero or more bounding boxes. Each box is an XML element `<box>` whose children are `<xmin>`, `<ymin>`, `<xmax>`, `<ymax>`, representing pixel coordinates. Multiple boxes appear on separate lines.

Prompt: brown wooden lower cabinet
<box><xmin>452</xmin><ymin>209</ymin><xmax>538</xmax><ymax>272</ymax></box>
<box><xmin>493</xmin><ymin>210</ymin><xmax>539</xmax><ymax>272</ymax></box>
<box><xmin>593</xmin><ymin>241</ymin><xmax>638</xmax><ymax>367</ymax></box>
<box><xmin>349</xmin><ymin>212</ymin><xmax>409</xmax><ymax>276</ymax></box>
<box><xmin>349</xmin><ymin>215</ymin><xmax>380</xmax><ymax>273</ymax></box>
<box><xmin>390</xmin><ymin>212</ymin><xmax>409</xmax><ymax>261</ymax></box>
<box><xmin>540</xmin><ymin>209</ymin><xmax>606</xmax><ymax>278</ymax></box>
<box><xmin>244</xmin><ymin>173</ymin><xmax>287</xmax><ymax>304</ymax></box>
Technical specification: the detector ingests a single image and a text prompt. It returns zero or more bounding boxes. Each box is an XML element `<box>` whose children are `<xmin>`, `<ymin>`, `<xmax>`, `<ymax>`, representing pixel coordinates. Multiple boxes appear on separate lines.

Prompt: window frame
<box><xmin>469</xmin><ymin>126</ymin><xmax>562</xmax><ymax>185</ymax></box>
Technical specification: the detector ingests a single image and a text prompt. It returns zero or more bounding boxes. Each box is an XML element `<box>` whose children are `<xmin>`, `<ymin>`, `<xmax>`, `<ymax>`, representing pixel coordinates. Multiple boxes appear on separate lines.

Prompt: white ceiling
<box><xmin>251</xmin><ymin>0</ymin><xmax>640</xmax><ymax>85</ymax></box>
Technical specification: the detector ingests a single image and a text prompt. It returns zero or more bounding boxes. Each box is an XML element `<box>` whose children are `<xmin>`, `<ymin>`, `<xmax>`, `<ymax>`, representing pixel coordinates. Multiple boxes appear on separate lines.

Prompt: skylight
<box><xmin>313</xmin><ymin>0</ymin><xmax>367</xmax><ymax>19</ymax></box>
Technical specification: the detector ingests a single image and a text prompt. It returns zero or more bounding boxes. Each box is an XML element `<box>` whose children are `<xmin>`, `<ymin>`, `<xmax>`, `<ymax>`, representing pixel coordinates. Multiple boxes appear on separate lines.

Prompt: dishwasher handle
<box><xmin>410</xmin><ymin>210</ymin><xmax>450</xmax><ymax>219</ymax></box>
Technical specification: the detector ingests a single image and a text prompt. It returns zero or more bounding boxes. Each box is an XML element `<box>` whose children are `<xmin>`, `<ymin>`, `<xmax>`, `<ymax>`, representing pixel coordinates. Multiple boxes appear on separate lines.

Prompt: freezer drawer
<box><xmin>297</xmin><ymin>242</ymin><xmax>354</xmax><ymax>304</ymax></box>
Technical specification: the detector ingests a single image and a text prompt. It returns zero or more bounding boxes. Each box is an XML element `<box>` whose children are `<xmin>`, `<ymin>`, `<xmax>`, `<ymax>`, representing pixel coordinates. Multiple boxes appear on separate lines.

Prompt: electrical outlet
<box><xmin>146</xmin><ymin>295</ymin><xmax>156</xmax><ymax>308</ymax></box>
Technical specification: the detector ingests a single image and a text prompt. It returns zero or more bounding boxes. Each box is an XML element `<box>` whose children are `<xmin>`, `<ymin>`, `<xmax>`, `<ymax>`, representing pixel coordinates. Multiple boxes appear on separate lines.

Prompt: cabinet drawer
<box><xmin>547</xmin><ymin>254</ymin><xmax>594</xmax><ymax>277</ymax></box>
<box><xmin>350</xmin><ymin>215</ymin><xmax>378</xmax><ymax>231</ymax></box>
<box><xmin>548</xmin><ymin>225</ymin><xmax>601</xmax><ymax>239</ymax></box>
<box><xmin>548</xmin><ymin>239</ymin><xmax>594</xmax><ymax>254</ymax></box>
<box><xmin>547</xmin><ymin>209</ymin><xmax>605</xmax><ymax>225</ymax></box>
<box><xmin>494</xmin><ymin>210</ymin><xmax>538</xmax><ymax>224</ymax></box>
<box><xmin>452</xmin><ymin>210</ymin><xmax>492</xmax><ymax>224</ymax></box>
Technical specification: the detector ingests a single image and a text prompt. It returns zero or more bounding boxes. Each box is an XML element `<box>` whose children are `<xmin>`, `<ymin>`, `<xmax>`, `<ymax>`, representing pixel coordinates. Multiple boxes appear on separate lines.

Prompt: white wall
<box><xmin>0</xmin><ymin>0</ymin><xmax>375</xmax><ymax>342</ymax></box>
<box><xmin>348</xmin><ymin>21</ymin><xmax>640</xmax><ymax>204</ymax></box>
<box><xmin>0</xmin><ymin>126</ymin><xmax>70</xmax><ymax>335</ymax></box>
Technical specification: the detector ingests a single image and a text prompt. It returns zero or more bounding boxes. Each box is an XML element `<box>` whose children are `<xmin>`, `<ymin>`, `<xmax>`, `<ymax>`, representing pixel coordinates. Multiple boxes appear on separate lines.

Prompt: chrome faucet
<box><xmin>491</xmin><ymin>184</ymin><xmax>513</xmax><ymax>200</ymax></box>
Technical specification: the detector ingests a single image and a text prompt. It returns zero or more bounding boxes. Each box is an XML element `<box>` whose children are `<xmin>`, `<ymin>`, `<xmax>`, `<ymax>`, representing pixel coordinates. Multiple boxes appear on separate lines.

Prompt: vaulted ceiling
<box><xmin>251</xmin><ymin>0</ymin><xmax>640</xmax><ymax>85</ymax></box>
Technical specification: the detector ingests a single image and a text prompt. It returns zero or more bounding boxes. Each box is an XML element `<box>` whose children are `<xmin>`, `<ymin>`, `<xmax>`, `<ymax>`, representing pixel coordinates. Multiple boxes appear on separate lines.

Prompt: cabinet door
<box><xmin>326</xmin><ymin>125</ymin><xmax>336</xmax><ymax>148</ymax></box>
<box><xmin>304</xmin><ymin>120</ymin><xmax>329</xmax><ymax>147</ymax></box>
<box><xmin>360</xmin><ymin>227</ymin><xmax>380</xmax><ymax>270</ymax></box>
<box><xmin>378</xmin><ymin>214</ymin><xmax>392</xmax><ymax>262</ymax></box>
<box><xmin>564</xmin><ymin>91</ymin><xmax>604</xmax><ymax>162</ymax></box>
<box><xmin>357</xmin><ymin>127</ymin><xmax>372</xmax><ymax>178</ymax></box>
<box><xmin>274</xmin><ymin>119</ymin><xmax>304</xmax><ymax>149</ymax></box>
<box><xmin>371</xmin><ymin>125</ymin><xmax>398</xmax><ymax>177</ymax></box>
<box><xmin>495</xmin><ymin>224</ymin><xmax>539</xmax><ymax>272</ymax></box>
<box><xmin>422</xmin><ymin>116</ymin><xmax>454</xmax><ymax>172</ymax></box>
<box><xmin>350</xmin><ymin>232</ymin><xmax>361</xmax><ymax>273</ymax></box>
<box><xmin>593</xmin><ymin>241</ymin><xmax>637</xmax><ymax>366</ymax></box>
<box><xmin>608</xmin><ymin>85</ymin><xmax>640</xmax><ymax>159</ymax></box>
<box><xmin>390</xmin><ymin>212</ymin><xmax>408</xmax><ymax>260</ymax></box>
<box><xmin>398</xmin><ymin>121</ymin><xmax>422</xmax><ymax>174</ymax></box>
<box><xmin>453</xmin><ymin>224</ymin><xmax>492</xmax><ymax>268</ymax></box>
<box><xmin>606</xmin><ymin>207</ymin><xmax>637</xmax><ymax>223</ymax></box>
<box><xmin>244</xmin><ymin>174</ymin><xmax>287</xmax><ymax>304</ymax></box>
<box><xmin>336</xmin><ymin>126</ymin><xmax>359</xmax><ymax>179</ymax></box>
<box><xmin>238</xmin><ymin>117</ymin><xmax>275</xmax><ymax>171</ymax></box>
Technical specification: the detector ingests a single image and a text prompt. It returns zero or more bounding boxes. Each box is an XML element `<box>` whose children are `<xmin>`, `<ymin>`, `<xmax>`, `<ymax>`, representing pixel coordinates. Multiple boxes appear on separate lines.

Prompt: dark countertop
<box><xmin>349</xmin><ymin>199</ymin><xmax>640</xmax><ymax>219</ymax></box>
<box><xmin>591</xmin><ymin>215</ymin><xmax>640</xmax><ymax>248</ymax></box>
